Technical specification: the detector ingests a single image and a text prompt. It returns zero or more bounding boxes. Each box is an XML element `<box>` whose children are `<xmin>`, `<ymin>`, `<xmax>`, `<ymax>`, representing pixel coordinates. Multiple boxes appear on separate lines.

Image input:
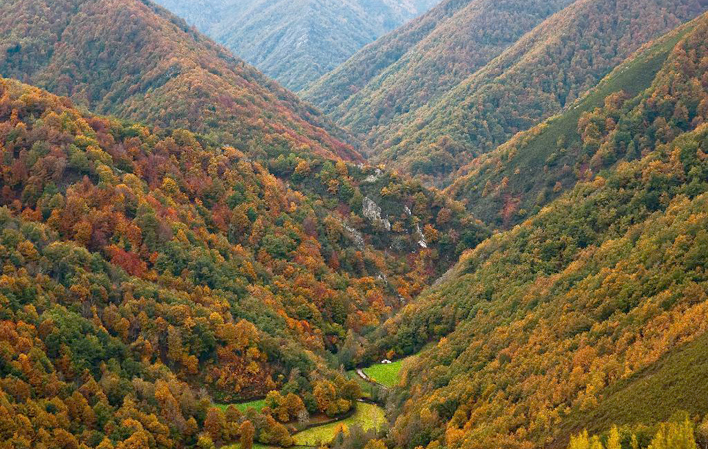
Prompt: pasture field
<box><xmin>293</xmin><ymin>402</ymin><xmax>385</xmax><ymax>446</ymax></box>
<box><xmin>363</xmin><ymin>360</ymin><xmax>403</xmax><ymax>387</ymax></box>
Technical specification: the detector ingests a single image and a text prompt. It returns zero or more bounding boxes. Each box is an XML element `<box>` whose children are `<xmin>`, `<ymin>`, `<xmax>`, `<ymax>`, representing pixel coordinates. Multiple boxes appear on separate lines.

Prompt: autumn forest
<box><xmin>1</xmin><ymin>0</ymin><xmax>708</xmax><ymax>449</ymax></box>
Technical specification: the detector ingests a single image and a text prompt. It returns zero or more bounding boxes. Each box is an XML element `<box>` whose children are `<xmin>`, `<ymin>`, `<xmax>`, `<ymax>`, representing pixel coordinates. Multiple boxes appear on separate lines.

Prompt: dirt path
<box><xmin>356</xmin><ymin>368</ymin><xmax>369</xmax><ymax>381</ymax></box>
<box><xmin>356</xmin><ymin>367</ymin><xmax>388</xmax><ymax>390</ymax></box>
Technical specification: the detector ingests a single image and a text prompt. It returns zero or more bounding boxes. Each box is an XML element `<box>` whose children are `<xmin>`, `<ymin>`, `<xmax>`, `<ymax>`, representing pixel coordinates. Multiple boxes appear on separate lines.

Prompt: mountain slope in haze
<box><xmin>153</xmin><ymin>0</ymin><xmax>441</xmax><ymax>91</ymax></box>
<box><xmin>0</xmin><ymin>76</ymin><xmax>488</xmax><ymax>448</ymax></box>
<box><xmin>0</xmin><ymin>0</ymin><xmax>360</xmax><ymax>162</ymax></box>
<box><xmin>365</xmin><ymin>15</ymin><xmax>708</xmax><ymax>449</ymax></box>
<box><xmin>304</xmin><ymin>0</ymin><xmax>576</xmax><ymax>138</ymax></box>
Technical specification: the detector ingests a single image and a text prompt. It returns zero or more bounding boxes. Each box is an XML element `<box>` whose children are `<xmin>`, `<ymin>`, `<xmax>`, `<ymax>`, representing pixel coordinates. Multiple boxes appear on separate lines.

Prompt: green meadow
<box><xmin>363</xmin><ymin>360</ymin><xmax>403</xmax><ymax>387</ymax></box>
<box><xmin>293</xmin><ymin>402</ymin><xmax>386</xmax><ymax>446</ymax></box>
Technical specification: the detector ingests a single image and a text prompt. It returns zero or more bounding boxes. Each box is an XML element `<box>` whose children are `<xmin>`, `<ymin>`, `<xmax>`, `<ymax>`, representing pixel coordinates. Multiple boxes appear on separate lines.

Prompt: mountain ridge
<box><xmin>0</xmin><ymin>0</ymin><xmax>361</xmax><ymax>162</ymax></box>
<box><xmin>363</xmin><ymin>12</ymin><xmax>708</xmax><ymax>448</ymax></box>
<box><xmin>307</xmin><ymin>0</ymin><xmax>708</xmax><ymax>188</ymax></box>
<box><xmin>445</xmin><ymin>17</ymin><xmax>700</xmax><ymax>227</ymax></box>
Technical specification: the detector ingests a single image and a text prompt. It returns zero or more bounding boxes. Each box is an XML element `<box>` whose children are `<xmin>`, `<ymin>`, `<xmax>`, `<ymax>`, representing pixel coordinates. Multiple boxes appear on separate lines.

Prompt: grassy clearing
<box><xmin>293</xmin><ymin>402</ymin><xmax>386</xmax><ymax>447</ymax></box>
<box><xmin>223</xmin><ymin>443</ymin><xmax>279</xmax><ymax>449</ymax></box>
<box><xmin>215</xmin><ymin>398</ymin><xmax>267</xmax><ymax>413</ymax></box>
<box><xmin>363</xmin><ymin>360</ymin><xmax>403</xmax><ymax>387</ymax></box>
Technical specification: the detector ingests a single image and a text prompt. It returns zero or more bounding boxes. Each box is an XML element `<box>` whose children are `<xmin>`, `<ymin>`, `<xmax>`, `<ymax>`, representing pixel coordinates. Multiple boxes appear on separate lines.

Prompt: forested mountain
<box><xmin>307</xmin><ymin>0</ymin><xmax>708</xmax><ymax>187</ymax></box>
<box><xmin>0</xmin><ymin>0</ymin><xmax>488</xmax><ymax>289</ymax></box>
<box><xmin>153</xmin><ymin>0</ymin><xmax>441</xmax><ymax>91</ymax></box>
<box><xmin>3</xmin><ymin>0</ymin><xmax>708</xmax><ymax>448</ymax></box>
<box><xmin>0</xmin><ymin>0</ymin><xmax>497</xmax><ymax>447</ymax></box>
<box><xmin>0</xmin><ymin>0</ymin><xmax>360</xmax><ymax>162</ymax></box>
<box><xmin>363</xmin><ymin>13</ymin><xmax>708</xmax><ymax>448</ymax></box>
<box><xmin>304</xmin><ymin>0</ymin><xmax>576</xmax><ymax>138</ymax></box>
<box><xmin>0</xmin><ymin>76</ymin><xmax>488</xmax><ymax>448</ymax></box>
<box><xmin>446</xmin><ymin>19</ymin><xmax>699</xmax><ymax>228</ymax></box>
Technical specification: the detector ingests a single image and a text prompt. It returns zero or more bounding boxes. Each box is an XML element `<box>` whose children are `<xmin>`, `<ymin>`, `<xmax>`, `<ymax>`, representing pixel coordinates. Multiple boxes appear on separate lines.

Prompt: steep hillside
<box><xmin>553</xmin><ymin>332</ymin><xmax>708</xmax><ymax>448</ymax></box>
<box><xmin>374</xmin><ymin>0</ymin><xmax>707</xmax><ymax>186</ymax></box>
<box><xmin>304</xmin><ymin>0</ymin><xmax>576</xmax><ymax>138</ymax></box>
<box><xmin>447</xmin><ymin>19</ymin><xmax>699</xmax><ymax>228</ymax></box>
<box><xmin>303</xmin><ymin>0</ymin><xmax>474</xmax><ymax>114</ymax></box>
<box><xmin>0</xmin><ymin>0</ymin><xmax>360</xmax><ymax>162</ymax></box>
<box><xmin>366</xmin><ymin>14</ymin><xmax>708</xmax><ymax>449</ymax></box>
<box><xmin>308</xmin><ymin>0</ymin><xmax>707</xmax><ymax>187</ymax></box>
<box><xmin>0</xmin><ymin>77</ymin><xmax>488</xmax><ymax>448</ymax></box>
<box><xmin>153</xmin><ymin>0</ymin><xmax>441</xmax><ymax>91</ymax></box>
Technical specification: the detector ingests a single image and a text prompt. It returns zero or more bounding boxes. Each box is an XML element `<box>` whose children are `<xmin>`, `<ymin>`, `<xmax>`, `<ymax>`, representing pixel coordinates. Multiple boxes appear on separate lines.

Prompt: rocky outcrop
<box><xmin>363</xmin><ymin>197</ymin><xmax>391</xmax><ymax>231</ymax></box>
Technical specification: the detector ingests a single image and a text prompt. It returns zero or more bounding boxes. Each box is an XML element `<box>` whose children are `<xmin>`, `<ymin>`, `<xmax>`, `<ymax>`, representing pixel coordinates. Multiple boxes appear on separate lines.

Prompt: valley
<box><xmin>152</xmin><ymin>0</ymin><xmax>441</xmax><ymax>91</ymax></box>
<box><xmin>214</xmin><ymin>357</ymin><xmax>403</xmax><ymax>448</ymax></box>
<box><xmin>1</xmin><ymin>0</ymin><xmax>708</xmax><ymax>449</ymax></box>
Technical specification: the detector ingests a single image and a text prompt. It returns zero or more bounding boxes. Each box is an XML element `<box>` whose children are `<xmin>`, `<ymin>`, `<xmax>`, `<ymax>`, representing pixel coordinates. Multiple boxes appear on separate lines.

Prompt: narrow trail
<box><xmin>356</xmin><ymin>367</ymin><xmax>390</xmax><ymax>391</ymax></box>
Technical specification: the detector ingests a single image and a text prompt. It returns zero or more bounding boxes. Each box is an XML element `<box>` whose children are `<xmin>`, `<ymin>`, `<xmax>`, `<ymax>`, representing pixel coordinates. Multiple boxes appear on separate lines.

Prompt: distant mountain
<box><xmin>153</xmin><ymin>0</ymin><xmax>442</xmax><ymax>91</ymax></box>
<box><xmin>307</xmin><ymin>0</ymin><xmax>708</xmax><ymax>187</ymax></box>
<box><xmin>365</xmin><ymin>13</ymin><xmax>708</xmax><ymax>448</ymax></box>
<box><xmin>0</xmin><ymin>0</ymin><xmax>360</xmax><ymax>162</ymax></box>
<box><xmin>305</xmin><ymin>0</ymin><xmax>576</xmax><ymax>136</ymax></box>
